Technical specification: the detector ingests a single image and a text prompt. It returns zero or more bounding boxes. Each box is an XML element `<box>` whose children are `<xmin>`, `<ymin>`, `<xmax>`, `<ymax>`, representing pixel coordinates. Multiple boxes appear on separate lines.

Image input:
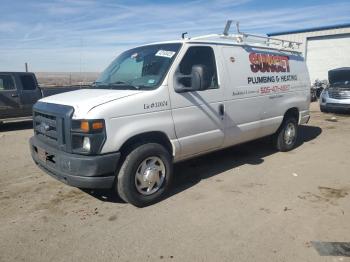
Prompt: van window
<box><xmin>0</xmin><ymin>75</ymin><xmax>15</xmax><ymax>91</ymax></box>
<box><xmin>179</xmin><ymin>46</ymin><xmax>218</xmax><ymax>89</ymax></box>
<box><xmin>20</xmin><ymin>75</ymin><xmax>37</xmax><ymax>90</ymax></box>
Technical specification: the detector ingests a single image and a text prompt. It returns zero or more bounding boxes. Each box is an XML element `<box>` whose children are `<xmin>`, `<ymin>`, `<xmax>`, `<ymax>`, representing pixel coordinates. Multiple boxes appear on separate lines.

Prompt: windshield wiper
<box><xmin>94</xmin><ymin>81</ymin><xmax>141</xmax><ymax>90</ymax></box>
<box><xmin>112</xmin><ymin>81</ymin><xmax>140</xmax><ymax>90</ymax></box>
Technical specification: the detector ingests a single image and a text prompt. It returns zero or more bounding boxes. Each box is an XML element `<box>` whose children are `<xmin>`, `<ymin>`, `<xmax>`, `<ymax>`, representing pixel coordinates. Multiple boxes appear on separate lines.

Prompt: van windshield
<box><xmin>94</xmin><ymin>43</ymin><xmax>182</xmax><ymax>90</ymax></box>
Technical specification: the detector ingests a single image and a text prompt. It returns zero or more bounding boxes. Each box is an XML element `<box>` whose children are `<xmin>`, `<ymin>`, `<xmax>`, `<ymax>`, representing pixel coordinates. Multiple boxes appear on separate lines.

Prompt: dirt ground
<box><xmin>1</xmin><ymin>102</ymin><xmax>350</xmax><ymax>262</ymax></box>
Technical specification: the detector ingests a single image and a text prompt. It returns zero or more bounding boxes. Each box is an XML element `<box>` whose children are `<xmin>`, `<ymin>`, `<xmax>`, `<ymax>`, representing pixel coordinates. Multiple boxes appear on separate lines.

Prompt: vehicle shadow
<box><xmin>0</xmin><ymin>120</ymin><xmax>33</xmax><ymax>132</ymax></box>
<box><xmin>81</xmin><ymin>188</ymin><xmax>124</xmax><ymax>203</ymax></box>
<box><xmin>295</xmin><ymin>125</ymin><xmax>322</xmax><ymax>147</ymax></box>
<box><xmin>82</xmin><ymin>125</ymin><xmax>322</xmax><ymax>205</ymax></box>
<box><xmin>168</xmin><ymin>125</ymin><xmax>322</xmax><ymax>199</ymax></box>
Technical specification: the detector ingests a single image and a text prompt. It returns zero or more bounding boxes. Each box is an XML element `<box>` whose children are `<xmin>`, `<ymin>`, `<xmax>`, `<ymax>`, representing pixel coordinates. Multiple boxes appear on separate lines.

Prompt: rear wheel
<box><xmin>273</xmin><ymin>117</ymin><xmax>298</xmax><ymax>152</ymax></box>
<box><xmin>116</xmin><ymin>143</ymin><xmax>173</xmax><ymax>207</ymax></box>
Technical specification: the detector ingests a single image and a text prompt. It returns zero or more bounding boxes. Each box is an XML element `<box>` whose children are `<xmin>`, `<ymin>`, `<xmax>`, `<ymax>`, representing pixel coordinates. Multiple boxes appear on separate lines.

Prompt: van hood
<box><xmin>39</xmin><ymin>89</ymin><xmax>142</xmax><ymax>117</ymax></box>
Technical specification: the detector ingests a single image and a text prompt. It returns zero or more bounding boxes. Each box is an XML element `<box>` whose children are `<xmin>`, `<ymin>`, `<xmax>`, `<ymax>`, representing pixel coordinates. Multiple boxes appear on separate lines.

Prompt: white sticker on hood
<box><xmin>155</xmin><ymin>50</ymin><xmax>176</xmax><ymax>58</ymax></box>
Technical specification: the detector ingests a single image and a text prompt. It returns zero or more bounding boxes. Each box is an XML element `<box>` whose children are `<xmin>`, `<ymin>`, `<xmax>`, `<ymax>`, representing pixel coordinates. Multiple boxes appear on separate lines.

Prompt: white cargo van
<box><xmin>30</xmin><ymin>22</ymin><xmax>310</xmax><ymax>207</ymax></box>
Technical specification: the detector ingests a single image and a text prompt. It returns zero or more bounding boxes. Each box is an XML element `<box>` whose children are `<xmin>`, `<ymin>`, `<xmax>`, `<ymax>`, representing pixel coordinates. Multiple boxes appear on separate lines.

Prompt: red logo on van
<box><xmin>249</xmin><ymin>52</ymin><xmax>290</xmax><ymax>73</ymax></box>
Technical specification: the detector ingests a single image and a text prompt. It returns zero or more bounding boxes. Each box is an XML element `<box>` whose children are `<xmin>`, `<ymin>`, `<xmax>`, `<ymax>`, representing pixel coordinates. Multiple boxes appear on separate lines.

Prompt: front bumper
<box><xmin>320</xmin><ymin>96</ymin><xmax>350</xmax><ymax>112</ymax></box>
<box><xmin>321</xmin><ymin>103</ymin><xmax>350</xmax><ymax>111</ymax></box>
<box><xmin>30</xmin><ymin>136</ymin><xmax>120</xmax><ymax>189</ymax></box>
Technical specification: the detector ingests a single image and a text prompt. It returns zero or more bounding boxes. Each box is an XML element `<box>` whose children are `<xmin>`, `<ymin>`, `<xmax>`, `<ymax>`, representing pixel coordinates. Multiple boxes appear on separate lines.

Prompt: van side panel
<box><xmin>221</xmin><ymin>46</ymin><xmax>264</xmax><ymax>147</ymax></box>
<box><xmin>260</xmin><ymin>52</ymin><xmax>310</xmax><ymax>134</ymax></box>
<box><xmin>220</xmin><ymin>46</ymin><xmax>310</xmax><ymax>148</ymax></box>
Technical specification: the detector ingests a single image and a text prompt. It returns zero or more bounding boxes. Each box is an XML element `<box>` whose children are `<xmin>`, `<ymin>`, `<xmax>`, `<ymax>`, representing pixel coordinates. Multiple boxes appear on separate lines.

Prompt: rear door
<box><xmin>0</xmin><ymin>74</ymin><xmax>21</xmax><ymax>119</ymax></box>
<box><xmin>17</xmin><ymin>73</ymin><xmax>42</xmax><ymax>116</ymax></box>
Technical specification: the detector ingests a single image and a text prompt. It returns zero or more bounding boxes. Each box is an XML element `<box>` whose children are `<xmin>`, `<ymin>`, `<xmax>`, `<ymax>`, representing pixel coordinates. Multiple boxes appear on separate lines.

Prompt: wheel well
<box><xmin>284</xmin><ymin>107</ymin><xmax>299</xmax><ymax>123</ymax></box>
<box><xmin>119</xmin><ymin>131</ymin><xmax>173</xmax><ymax>157</ymax></box>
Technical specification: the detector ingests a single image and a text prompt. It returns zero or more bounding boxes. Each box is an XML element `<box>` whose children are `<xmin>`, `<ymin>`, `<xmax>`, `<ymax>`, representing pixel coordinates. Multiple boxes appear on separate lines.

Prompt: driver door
<box><xmin>168</xmin><ymin>45</ymin><xmax>225</xmax><ymax>158</ymax></box>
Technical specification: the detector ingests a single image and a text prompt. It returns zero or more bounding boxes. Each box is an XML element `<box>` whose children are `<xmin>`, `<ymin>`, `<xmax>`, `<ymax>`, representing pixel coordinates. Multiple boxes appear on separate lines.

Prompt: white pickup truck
<box><xmin>30</xmin><ymin>22</ymin><xmax>310</xmax><ymax>207</ymax></box>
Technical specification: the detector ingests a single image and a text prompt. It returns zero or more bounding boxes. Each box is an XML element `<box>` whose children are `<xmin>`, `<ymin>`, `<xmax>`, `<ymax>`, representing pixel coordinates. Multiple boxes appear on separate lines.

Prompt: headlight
<box><xmin>82</xmin><ymin>137</ymin><xmax>91</xmax><ymax>152</ymax></box>
<box><xmin>320</xmin><ymin>90</ymin><xmax>328</xmax><ymax>103</ymax></box>
<box><xmin>71</xmin><ymin>119</ymin><xmax>106</xmax><ymax>155</ymax></box>
<box><xmin>322</xmin><ymin>89</ymin><xmax>329</xmax><ymax>97</ymax></box>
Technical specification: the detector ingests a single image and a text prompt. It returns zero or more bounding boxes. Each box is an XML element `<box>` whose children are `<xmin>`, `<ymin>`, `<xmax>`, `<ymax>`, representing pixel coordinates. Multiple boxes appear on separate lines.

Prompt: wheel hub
<box><xmin>284</xmin><ymin>123</ymin><xmax>296</xmax><ymax>145</ymax></box>
<box><xmin>135</xmin><ymin>157</ymin><xmax>166</xmax><ymax>195</ymax></box>
<box><xmin>144</xmin><ymin>167</ymin><xmax>158</xmax><ymax>183</ymax></box>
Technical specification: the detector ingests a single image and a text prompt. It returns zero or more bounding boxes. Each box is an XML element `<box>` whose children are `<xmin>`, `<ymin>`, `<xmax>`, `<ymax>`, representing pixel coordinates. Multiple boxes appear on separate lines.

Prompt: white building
<box><xmin>267</xmin><ymin>24</ymin><xmax>350</xmax><ymax>83</ymax></box>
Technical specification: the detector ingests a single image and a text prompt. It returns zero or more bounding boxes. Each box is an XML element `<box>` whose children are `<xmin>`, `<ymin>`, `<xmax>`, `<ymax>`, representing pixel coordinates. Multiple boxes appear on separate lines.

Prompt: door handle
<box><xmin>218</xmin><ymin>104</ymin><xmax>225</xmax><ymax>116</ymax></box>
<box><xmin>11</xmin><ymin>93</ymin><xmax>19</xmax><ymax>98</ymax></box>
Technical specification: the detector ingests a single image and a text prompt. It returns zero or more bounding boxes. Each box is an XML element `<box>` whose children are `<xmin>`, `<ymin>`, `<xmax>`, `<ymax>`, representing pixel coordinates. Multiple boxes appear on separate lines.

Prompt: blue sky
<box><xmin>0</xmin><ymin>0</ymin><xmax>349</xmax><ymax>72</ymax></box>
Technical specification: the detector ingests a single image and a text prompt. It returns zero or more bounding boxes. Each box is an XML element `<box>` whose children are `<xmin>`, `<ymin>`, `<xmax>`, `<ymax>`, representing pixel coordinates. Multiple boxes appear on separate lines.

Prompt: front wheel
<box><xmin>273</xmin><ymin>117</ymin><xmax>298</xmax><ymax>152</ymax></box>
<box><xmin>116</xmin><ymin>143</ymin><xmax>173</xmax><ymax>207</ymax></box>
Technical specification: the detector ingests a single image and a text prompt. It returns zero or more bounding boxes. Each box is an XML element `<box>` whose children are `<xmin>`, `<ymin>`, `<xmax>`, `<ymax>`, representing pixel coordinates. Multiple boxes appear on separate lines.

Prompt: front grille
<box><xmin>328</xmin><ymin>90</ymin><xmax>350</xmax><ymax>99</ymax></box>
<box><xmin>34</xmin><ymin>111</ymin><xmax>61</xmax><ymax>146</ymax></box>
<box><xmin>33</xmin><ymin>102</ymin><xmax>74</xmax><ymax>152</ymax></box>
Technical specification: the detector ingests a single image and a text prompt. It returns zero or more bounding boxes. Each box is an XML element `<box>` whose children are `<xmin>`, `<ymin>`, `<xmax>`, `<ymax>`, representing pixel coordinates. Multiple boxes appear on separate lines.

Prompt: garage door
<box><xmin>306</xmin><ymin>34</ymin><xmax>350</xmax><ymax>83</ymax></box>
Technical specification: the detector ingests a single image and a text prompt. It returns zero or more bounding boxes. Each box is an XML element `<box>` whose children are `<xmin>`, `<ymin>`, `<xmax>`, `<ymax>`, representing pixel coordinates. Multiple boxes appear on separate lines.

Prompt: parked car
<box><xmin>29</xmin><ymin>23</ymin><xmax>311</xmax><ymax>207</ymax></box>
<box><xmin>0</xmin><ymin>72</ymin><xmax>84</xmax><ymax>123</ymax></box>
<box><xmin>320</xmin><ymin>67</ymin><xmax>350</xmax><ymax>112</ymax></box>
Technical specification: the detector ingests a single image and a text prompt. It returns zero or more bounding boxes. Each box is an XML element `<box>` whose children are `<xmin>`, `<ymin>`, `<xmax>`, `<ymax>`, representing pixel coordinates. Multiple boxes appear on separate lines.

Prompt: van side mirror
<box><xmin>191</xmin><ymin>64</ymin><xmax>211</xmax><ymax>91</ymax></box>
<box><xmin>175</xmin><ymin>64</ymin><xmax>211</xmax><ymax>93</ymax></box>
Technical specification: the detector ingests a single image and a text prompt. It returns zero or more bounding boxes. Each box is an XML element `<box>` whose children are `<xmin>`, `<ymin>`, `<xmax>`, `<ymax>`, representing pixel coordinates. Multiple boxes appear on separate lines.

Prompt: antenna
<box><xmin>182</xmin><ymin>32</ymin><xmax>188</xmax><ymax>39</ymax></box>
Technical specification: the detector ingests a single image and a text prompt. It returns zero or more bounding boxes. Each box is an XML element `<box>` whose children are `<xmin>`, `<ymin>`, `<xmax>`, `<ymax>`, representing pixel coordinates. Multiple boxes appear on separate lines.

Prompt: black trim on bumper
<box><xmin>30</xmin><ymin>136</ymin><xmax>120</xmax><ymax>189</ymax></box>
<box><xmin>322</xmin><ymin>103</ymin><xmax>350</xmax><ymax>112</ymax></box>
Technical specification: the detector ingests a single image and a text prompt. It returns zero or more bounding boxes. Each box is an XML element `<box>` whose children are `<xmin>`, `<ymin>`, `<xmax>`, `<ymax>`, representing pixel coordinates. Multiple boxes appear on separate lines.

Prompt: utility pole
<box><xmin>80</xmin><ymin>37</ymin><xmax>83</xmax><ymax>87</ymax></box>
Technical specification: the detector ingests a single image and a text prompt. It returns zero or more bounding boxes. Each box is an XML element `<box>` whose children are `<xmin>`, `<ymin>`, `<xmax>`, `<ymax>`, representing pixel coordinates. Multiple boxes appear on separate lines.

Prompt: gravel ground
<box><xmin>0</xmin><ymin>102</ymin><xmax>350</xmax><ymax>262</ymax></box>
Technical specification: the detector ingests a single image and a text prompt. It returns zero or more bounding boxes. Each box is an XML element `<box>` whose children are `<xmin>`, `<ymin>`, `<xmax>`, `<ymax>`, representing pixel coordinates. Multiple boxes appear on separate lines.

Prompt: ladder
<box><xmin>190</xmin><ymin>20</ymin><xmax>302</xmax><ymax>52</ymax></box>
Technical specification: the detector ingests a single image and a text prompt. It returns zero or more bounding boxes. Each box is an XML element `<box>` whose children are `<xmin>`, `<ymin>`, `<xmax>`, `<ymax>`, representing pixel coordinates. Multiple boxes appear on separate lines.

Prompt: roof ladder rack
<box><xmin>191</xmin><ymin>20</ymin><xmax>302</xmax><ymax>52</ymax></box>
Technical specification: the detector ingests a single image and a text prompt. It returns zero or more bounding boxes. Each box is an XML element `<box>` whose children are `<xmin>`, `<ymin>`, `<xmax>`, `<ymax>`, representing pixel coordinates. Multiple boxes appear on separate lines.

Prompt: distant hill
<box><xmin>35</xmin><ymin>72</ymin><xmax>100</xmax><ymax>87</ymax></box>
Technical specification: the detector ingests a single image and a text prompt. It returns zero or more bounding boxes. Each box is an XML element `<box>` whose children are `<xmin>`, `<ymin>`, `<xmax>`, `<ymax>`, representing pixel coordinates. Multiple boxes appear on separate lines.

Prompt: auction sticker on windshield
<box><xmin>155</xmin><ymin>50</ymin><xmax>176</xmax><ymax>58</ymax></box>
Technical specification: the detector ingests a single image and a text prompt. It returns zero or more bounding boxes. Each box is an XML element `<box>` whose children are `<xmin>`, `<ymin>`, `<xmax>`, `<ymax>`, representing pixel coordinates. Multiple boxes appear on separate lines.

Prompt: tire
<box><xmin>116</xmin><ymin>143</ymin><xmax>173</xmax><ymax>207</ymax></box>
<box><xmin>273</xmin><ymin>117</ymin><xmax>298</xmax><ymax>152</ymax></box>
<box><xmin>320</xmin><ymin>106</ymin><xmax>328</xmax><ymax>113</ymax></box>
